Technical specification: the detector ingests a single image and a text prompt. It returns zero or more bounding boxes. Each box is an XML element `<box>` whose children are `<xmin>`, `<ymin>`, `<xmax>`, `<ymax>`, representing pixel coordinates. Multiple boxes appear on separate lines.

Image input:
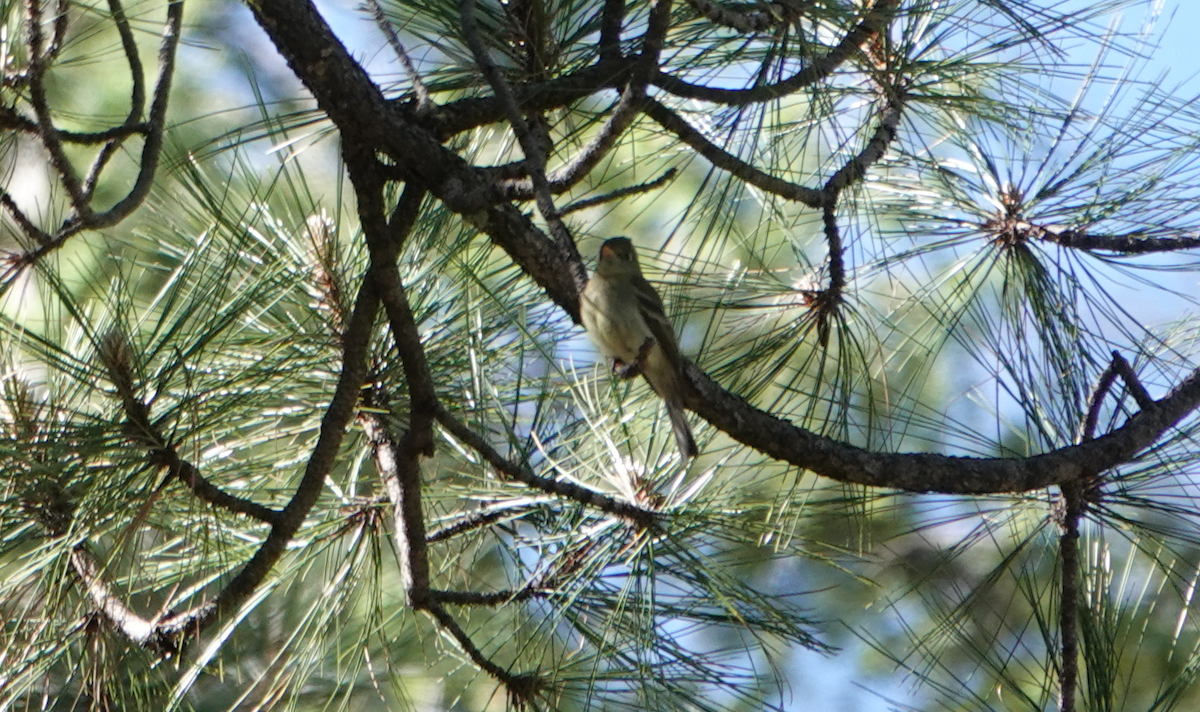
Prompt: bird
<box><xmin>580</xmin><ymin>237</ymin><xmax>697</xmax><ymax>460</ymax></box>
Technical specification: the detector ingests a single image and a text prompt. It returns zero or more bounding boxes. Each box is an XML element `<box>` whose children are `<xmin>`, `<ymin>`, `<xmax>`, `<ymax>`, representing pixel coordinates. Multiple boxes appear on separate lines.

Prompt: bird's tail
<box><xmin>666</xmin><ymin>400</ymin><xmax>697</xmax><ymax>460</ymax></box>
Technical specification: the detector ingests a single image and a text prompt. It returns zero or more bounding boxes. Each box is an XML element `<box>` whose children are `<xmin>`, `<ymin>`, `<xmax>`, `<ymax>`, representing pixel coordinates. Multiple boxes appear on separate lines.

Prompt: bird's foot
<box><xmin>613</xmin><ymin>337</ymin><xmax>655</xmax><ymax>379</ymax></box>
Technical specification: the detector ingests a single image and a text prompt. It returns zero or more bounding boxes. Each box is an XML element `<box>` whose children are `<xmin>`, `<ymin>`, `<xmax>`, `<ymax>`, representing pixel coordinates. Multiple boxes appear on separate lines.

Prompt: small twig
<box><xmin>367</xmin><ymin>0</ymin><xmax>433</xmax><ymax>113</ymax></box>
<box><xmin>822</xmin><ymin>84</ymin><xmax>905</xmax><ymax>201</ymax></box>
<box><xmin>98</xmin><ymin>328</ymin><xmax>282</xmax><ymax>525</ymax></box>
<box><xmin>157</xmin><ymin>450</ymin><xmax>284</xmax><ymax>526</ymax></box>
<box><xmin>494</xmin><ymin>0</ymin><xmax>672</xmax><ymax>204</ymax></box>
<box><xmin>15</xmin><ymin>0</ymin><xmax>183</xmax><ymax>269</ymax></box>
<box><xmin>425</xmin><ymin>601</ymin><xmax>541</xmax><ymax>705</ymax></box>
<box><xmin>1110</xmin><ymin>352</ymin><xmax>1154</xmax><ymax>409</ymax></box>
<box><xmin>459</xmin><ymin>0</ymin><xmax>588</xmax><ymax>292</ymax></box>
<box><xmin>25</xmin><ymin>0</ymin><xmax>89</xmax><ymax>214</ymax></box>
<box><xmin>434</xmin><ymin>406</ymin><xmax>660</xmax><ymax>528</ymax></box>
<box><xmin>0</xmin><ymin>190</ymin><xmax>50</xmax><ymax>246</ymax></box>
<box><xmin>83</xmin><ymin>0</ymin><xmax>146</xmax><ymax>198</ymax></box>
<box><xmin>426</xmin><ymin>500</ymin><xmax>548</xmax><ymax>543</ymax></box>
<box><xmin>363</xmin><ymin>413</ymin><xmax>432</xmax><ymax>607</ymax></box>
<box><xmin>1080</xmin><ymin>351</ymin><xmax>1155</xmax><ymax>443</ymax></box>
<box><xmin>682</xmin><ymin>0</ymin><xmax>792</xmax><ymax>33</ymax></box>
<box><xmin>428</xmin><ymin>57</ymin><xmax>637</xmax><ymax>139</ymax></box>
<box><xmin>433</xmin><ymin>587</ymin><xmax>546</xmax><ymax>606</ymax></box>
<box><xmin>653</xmin><ymin>0</ymin><xmax>900</xmax><ymax>105</ymax></box>
<box><xmin>84</xmin><ymin>0</ymin><xmax>182</xmax><ymax>228</ymax></box>
<box><xmin>0</xmin><ymin>106</ymin><xmax>149</xmax><ymax>142</ymax></box>
<box><xmin>644</xmin><ymin>97</ymin><xmax>823</xmax><ymax>207</ymax></box>
<box><xmin>560</xmin><ymin>168</ymin><xmax>677</xmax><ymax>214</ymax></box>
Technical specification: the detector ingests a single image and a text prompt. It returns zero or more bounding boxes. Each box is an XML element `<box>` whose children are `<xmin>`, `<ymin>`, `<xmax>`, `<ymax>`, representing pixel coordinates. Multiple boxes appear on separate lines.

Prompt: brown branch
<box><xmin>426</xmin><ymin>500</ymin><xmax>549</xmax><ymax>543</ymax></box>
<box><xmin>351</xmin><ymin>167</ymin><xmax>436</xmax><ymax>608</ymax></box>
<box><xmin>460</xmin><ymin>0</ymin><xmax>588</xmax><ymax>293</ymax></box>
<box><xmin>83</xmin><ymin>0</ymin><xmax>147</xmax><ymax>198</ymax></box>
<box><xmin>26</xmin><ymin>0</ymin><xmax>89</xmax><ymax>214</ymax></box>
<box><xmin>653</xmin><ymin>0</ymin><xmax>900</xmax><ymax>105</ymax></box>
<box><xmin>1110</xmin><ymin>352</ymin><xmax>1154</xmax><ymax>409</ymax></box>
<box><xmin>1030</xmin><ymin>223</ymin><xmax>1200</xmax><ymax>254</ymax></box>
<box><xmin>0</xmin><ymin>190</ymin><xmax>50</xmax><ymax>246</ymax></box>
<box><xmin>681</xmin><ymin>361</ymin><xmax>1200</xmax><ymax>494</ymax></box>
<box><xmin>560</xmin><ymin>168</ymin><xmax>677</xmax><ymax>214</ymax></box>
<box><xmin>433</xmin><ymin>587</ymin><xmax>546</xmax><ymax>606</ymax></box>
<box><xmin>426</xmin><ymin>58</ymin><xmax>637</xmax><ymax>139</ymax></box>
<box><xmin>822</xmin><ymin>86</ymin><xmax>904</xmax><ymax>200</ymax></box>
<box><xmin>644</xmin><ymin>97</ymin><xmax>824</xmax><ymax>207</ymax></box>
<box><xmin>83</xmin><ymin>0</ymin><xmax>181</xmax><ymax>228</ymax></box>
<box><xmin>682</xmin><ymin>0</ymin><xmax>791</xmax><ymax>33</ymax></box>
<box><xmin>1058</xmin><ymin>479</ymin><xmax>1082</xmax><ymax>712</ymax></box>
<box><xmin>156</xmin><ymin>449</ymin><xmax>284</xmax><ymax>526</ymax></box>
<box><xmin>494</xmin><ymin>0</ymin><xmax>672</xmax><ymax>203</ymax></box>
<box><xmin>198</xmin><ymin>274</ymin><xmax>381</xmax><ymax>626</ymax></box>
<box><xmin>16</xmin><ymin>0</ymin><xmax>183</xmax><ymax>267</ymax></box>
<box><xmin>425</xmin><ymin>602</ymin><xmax>541</xmax><ymax>705</ymax></box>
<box><xmin>599</xmin><ymin>0</ymin><xmax>625</xmax><ymax>62</ymax></box>
<box><xmin>367</xmin><ymin>0</ymin><xmax>433</xmax><ymax>114</ymax></box>
<box><xmin>23</xmin><ymin>478</ymin><xmax>183</xmax><ymax>654</ymax></box>
<box><xmin>0</xmin><ymin>106</ymin><xmax>150</xmax><ymax>143</ymax></box>
<box><xmin>434</xmin><ymin>406</ymin><xmax>660</xmax><ymax>528</ymax></box>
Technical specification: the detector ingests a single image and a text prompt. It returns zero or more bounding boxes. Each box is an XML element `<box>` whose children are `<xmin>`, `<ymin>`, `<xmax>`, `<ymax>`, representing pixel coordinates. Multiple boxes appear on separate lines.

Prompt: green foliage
<box><xmin>2</xmin><ymin>0</ymin><xmax>1200</xmax><ymax>710</ymax></box>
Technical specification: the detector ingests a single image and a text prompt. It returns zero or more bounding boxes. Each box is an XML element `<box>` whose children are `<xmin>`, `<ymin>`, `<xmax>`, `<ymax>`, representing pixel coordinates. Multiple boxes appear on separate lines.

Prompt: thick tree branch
<box><xmin>348</xmin><ymin>160</ymin><xmax>436</xmax><ymax>608</ymax></box>
<box><xmin>682</xmin><ymin>363</ymin><xmax>1200</xmax><ymax>494</ymax></box>
<box><xmin>1058</xmin><ymin>479</ymin><xmax>1082</xmax><ymax>712</ymax></box>
<box><xmin>599</xmin><ymin>0</ymin><xmax>625</xmax><ymax>62</ymax></box>
<box><xmin>1028</xmin><ymin>222</ymin><xmax>1200</xmax><ymax>254</ymax></box>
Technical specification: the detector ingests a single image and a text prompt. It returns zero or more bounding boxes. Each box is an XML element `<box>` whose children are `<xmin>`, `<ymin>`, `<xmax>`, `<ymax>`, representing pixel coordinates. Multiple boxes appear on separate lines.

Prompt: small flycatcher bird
<box><xmin>580</xmin><ymin>237</ymin><xmax>697</xmax><ymax>459</ymax></box>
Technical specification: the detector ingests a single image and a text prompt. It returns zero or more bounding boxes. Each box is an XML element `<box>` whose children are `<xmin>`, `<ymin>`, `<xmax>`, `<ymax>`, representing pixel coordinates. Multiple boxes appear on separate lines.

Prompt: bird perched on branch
<box><xmin>580</xmin><ymin>237</ymin><xmax>697</xmax><ymax>460</ymax></box>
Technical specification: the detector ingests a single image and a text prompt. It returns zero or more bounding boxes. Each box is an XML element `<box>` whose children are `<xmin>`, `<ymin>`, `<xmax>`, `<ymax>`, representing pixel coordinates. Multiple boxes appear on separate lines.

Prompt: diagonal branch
<box><xmin>435</xmin><ymin>405</ymin><xmax>660</xmax><ymax>528</ymax></box>
<box><xmin>367</xmin><ymin>0</ymin><xmax>433</xmax><ymax>114</ymax></box>
<box><xmin>644</xmin><ymin>97</ymin><xmax>823</xmax><ymax>207</ymax></box>
<box><xmin>460</xmin><ymin>0</ymin><xmax>587</xmax><ymax>292</ymax></box>
<box><xmin>184</xmin><ymin>274</ymin><xmax>381</xmax><ymax>629</ymax></box>
<box><xmin>97</xmin><ymin>329</ymin><xmax>282</xmax><ymax>526</ymax></box>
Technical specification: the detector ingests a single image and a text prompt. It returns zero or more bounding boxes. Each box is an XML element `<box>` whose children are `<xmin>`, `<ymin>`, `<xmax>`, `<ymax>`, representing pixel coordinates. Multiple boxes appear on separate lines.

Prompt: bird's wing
<box><xmin>631</xmin><ymin>273</ymin><xmax>683</xmax><ymax>369</ymax></box>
